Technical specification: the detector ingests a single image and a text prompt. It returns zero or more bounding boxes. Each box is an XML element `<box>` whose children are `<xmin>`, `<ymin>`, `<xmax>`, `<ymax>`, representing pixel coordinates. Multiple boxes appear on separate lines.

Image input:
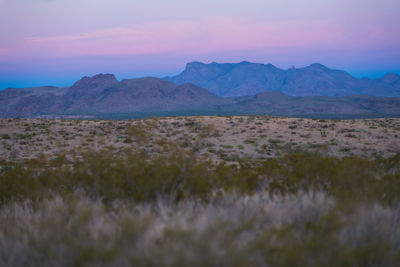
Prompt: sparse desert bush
<box><xmin>199</xmin><ymin>123</ymin><xmax>215</xmax><ymax>138</ymax></box>
<box><xmin>1</xmin><ymin>134</ymin><xmax>11</xmax><ymax>140</ymax></box>
<box><xmin>123</xmin><ymin>137</ymin><xmax>133</xmax><ymax>144</ymax></box>
<box><xmin>125</xmin><ymin>124</ymin><xmax>148</xmax><ymax>143</ymax></box>
<box><xmin>339</xmin><ymin>147</ymin><xmax>351</xmax><ymax>152</ymax></box>
<box><xmin>300</xmin><ymin>133</ymin><xmax>312</xmax><ymax>138</ymax></box>
<box><xmin>268</xmin><ymin>138</ymin><xmax>282</xmax><ymax>144</ymax></box>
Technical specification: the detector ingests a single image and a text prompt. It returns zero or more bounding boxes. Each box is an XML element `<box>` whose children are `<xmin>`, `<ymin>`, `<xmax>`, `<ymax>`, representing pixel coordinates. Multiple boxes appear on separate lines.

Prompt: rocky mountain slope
<box><xmin>0</xmin><ymin>74</ymin><xmax>230</xmax><ymax>117</ymax></box>
<box><xmin>165</xmin><ymin>61</ymin><xmax>400</xmax><ymax>97</ymax></box>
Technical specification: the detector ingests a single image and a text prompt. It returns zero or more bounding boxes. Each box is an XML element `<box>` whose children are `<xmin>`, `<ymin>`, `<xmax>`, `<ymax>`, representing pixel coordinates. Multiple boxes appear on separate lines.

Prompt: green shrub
<box><xmin>0</xmin><ymin>150</ymin><xmax>399</xmax><ymax>206</ymax></box>
<box><xmin>268</xmin><ymin>138</ymin><xmax>282</xmax><ymax>144</ymax></box>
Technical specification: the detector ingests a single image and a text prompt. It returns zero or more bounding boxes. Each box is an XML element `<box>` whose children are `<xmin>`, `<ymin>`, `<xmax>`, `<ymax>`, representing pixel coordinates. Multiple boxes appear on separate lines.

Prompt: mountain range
<box><xmin>1</xmin><ymin>62</ymin><xmax>400</xmax><ymax>119</ymax></box>
<box><xmin>165</xmin><ymin>61</ymin><xmax>400</xmax><ymax>97</ymax></box>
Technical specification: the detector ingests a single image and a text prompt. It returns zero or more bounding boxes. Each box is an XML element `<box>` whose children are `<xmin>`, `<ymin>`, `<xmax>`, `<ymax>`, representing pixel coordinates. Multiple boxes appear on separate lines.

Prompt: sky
<box><xmin>0</xmin><ymin>0</ymin><xmax>399</xmax><ymax>89</ymax></box>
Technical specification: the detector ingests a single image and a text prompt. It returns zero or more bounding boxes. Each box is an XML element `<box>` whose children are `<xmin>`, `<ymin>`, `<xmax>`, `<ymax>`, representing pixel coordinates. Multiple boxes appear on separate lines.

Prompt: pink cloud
<box><xmin>4</xmin><ymin>16</ymin><xmax>400</xmax><ymax>61</ymax></box>
<box><xmin>0</xmin><ymin>48</ymin><xmax>8</xmax><ymax>57</ymax></box>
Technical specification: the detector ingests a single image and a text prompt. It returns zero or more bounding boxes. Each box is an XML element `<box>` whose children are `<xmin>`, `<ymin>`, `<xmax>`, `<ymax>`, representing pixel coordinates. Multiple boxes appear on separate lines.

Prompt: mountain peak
<box><xmin>308</xmin><ymin>63</ymin><xmax>328</xmax><ymax>69</ymax></box>
<box><xmin>381</xmin><ymin>72</ymin><xmax>400</xmax><ymax>82</ymax></box>
<box><xmin>185</xmin><ymin>62</ymin><xmax>205</xmax><ymax>69</ymax></box>
<box><xmin>93</xmin><ymin>73</ymin><xmax>117</xmax><ymax>80</ymax></box>
<box><xmin>80</xmin><ymin>73</ymin><xmax>117</xmax><ymax>82</ymax></box>
<box><xmin>72</xmin><ymin>73</ymin><xmax>118</xmax><ymax>88</ymax></box>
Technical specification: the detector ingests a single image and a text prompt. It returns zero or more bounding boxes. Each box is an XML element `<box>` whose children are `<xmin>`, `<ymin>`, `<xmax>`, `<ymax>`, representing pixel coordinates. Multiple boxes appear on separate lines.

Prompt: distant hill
<box><xmin>223</xmin><ymin>92</ymin><xmax>400</xmax><ymax>118</ymax></box>
<box><xmin>0</xmin><ymin>74</ymin><xmax>230</xmax><ymax>117</ymax></box>
<box><xmin>165</xmin><ymin>61</ymin><xmax>400</xmax><ymax>97</ymax></box>
<box><xmin>1</xmin><ymin>73</ymin><xmax>400</xmax><ymax>119</ymax></box>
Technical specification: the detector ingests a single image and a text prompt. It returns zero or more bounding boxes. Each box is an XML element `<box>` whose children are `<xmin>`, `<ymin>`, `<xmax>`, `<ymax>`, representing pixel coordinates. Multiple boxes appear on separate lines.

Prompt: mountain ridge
<box><xmin>0</xmin><ymin>74</ymin><xmax>229</xmax><ymax>117</ymax></box>
<box><xmin>165</xmin><ymin>61</ymin><xmax>400</xmax><ymax>97</ymax></box>
<box><xmin>1</xmin><ymin>69</ymin><xmax>400</xmax><ymax>119</ymax></box>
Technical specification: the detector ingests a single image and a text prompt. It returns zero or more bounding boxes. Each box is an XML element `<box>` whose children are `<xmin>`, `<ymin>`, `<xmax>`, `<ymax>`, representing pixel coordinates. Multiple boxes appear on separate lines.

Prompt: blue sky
<box><xmin>1</xmin><ymin>0</ymin><xmax>399</xmax><ymax>88</ymax></box>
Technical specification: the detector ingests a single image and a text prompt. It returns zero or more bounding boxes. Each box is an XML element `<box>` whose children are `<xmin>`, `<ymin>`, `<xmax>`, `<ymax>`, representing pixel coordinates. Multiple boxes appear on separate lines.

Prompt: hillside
<box><xmin>0</xmin><ymin>74</ymin><xmax>229</xmax><ymax>117</ymax></box>
<box><xmin>224</xmin><ymin>92</ymin><xmax>400</xmax><ymax>117</ymax></box>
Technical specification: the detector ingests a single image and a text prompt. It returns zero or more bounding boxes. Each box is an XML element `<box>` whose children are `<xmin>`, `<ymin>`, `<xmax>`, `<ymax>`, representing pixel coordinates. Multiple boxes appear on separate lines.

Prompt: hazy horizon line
<box><xmin>1</xmin><ymin>60</ymin><xmax>399</xmax><ymax>90</ymax></box>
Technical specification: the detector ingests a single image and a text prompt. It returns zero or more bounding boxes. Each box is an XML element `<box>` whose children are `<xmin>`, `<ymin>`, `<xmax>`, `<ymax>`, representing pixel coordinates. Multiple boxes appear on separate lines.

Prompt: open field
<box><xmin>0</xmin><ymin>116</ymin><xmax>399</xmax><ymax>162</ymax></box>
<box><xmin>0</xmin><ymin>116</ymin><xmax>399</xmax><ymax>266</ymax></box>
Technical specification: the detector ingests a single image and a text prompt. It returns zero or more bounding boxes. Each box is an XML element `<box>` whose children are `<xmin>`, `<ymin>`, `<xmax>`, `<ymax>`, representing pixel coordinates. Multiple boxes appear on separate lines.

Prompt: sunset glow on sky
<box><xmin>1</xmin><ymin>0</ymin><xmax>399</xmax><ymax>88</ymax></box>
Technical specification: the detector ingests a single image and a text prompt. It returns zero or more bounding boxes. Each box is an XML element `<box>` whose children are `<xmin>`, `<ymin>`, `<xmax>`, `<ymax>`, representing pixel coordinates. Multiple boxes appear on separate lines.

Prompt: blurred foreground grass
<box><xmin>0</xmin><ymin>149</ymin><xmax>399</xmax><ymax>266</ymax></box>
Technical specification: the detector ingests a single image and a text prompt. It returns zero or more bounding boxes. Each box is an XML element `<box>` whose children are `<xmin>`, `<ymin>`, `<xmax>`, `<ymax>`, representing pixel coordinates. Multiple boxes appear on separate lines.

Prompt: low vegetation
<box><xmin>0</xmin><ymin>116</ymin><xmax>399</xmax><ymax>162</ymax></box>
<box><xmin>1</xmin><ymin>149</ymin><xmax>400</xmax><ymax>205</ymax></box>
<box><xmin>0</xmin><ymin>148</ymin><xmax>399</xmax><ymax>266</ymax></box>
<box><xmin>2</xmin><ymin>192</ymin><xmax>400</xmax><ymax>267</ymax></box>
<box><xmin>0</xmin><ymin>116</ymin><xmax>399</xmax><ymax>266</ymax></box>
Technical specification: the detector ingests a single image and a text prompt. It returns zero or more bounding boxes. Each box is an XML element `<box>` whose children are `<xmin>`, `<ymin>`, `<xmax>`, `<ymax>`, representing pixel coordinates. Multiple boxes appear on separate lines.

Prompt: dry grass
<box><xmin>1</xmin><ymin>192</ymin><xmax>400</xmax><ymax>267</ymax></box>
